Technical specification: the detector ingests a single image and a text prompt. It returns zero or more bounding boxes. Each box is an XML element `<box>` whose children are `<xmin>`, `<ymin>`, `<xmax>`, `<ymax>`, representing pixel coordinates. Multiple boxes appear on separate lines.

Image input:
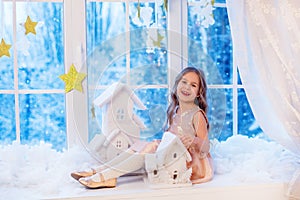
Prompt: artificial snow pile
<box><xmin>211</xmin><ymin>135</ymin><xmax>298</xmax><ymax>183</ymax></box>
<box><xmin>0</xmin><ymin>135</ymin><xmax>299</xmax><ymax>199</ymax></box>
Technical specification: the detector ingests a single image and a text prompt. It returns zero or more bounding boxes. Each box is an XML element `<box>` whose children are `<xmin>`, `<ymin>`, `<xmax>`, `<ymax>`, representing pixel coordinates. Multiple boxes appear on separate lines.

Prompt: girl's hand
<box><xmin>179</xmin><ymin>134</ymin><xmax>195</xmax><ymax>149</ymax></box>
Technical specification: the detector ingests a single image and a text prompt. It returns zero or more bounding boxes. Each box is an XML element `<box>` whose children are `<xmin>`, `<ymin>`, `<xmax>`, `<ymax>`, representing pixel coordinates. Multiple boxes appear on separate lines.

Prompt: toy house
<box><xmin>145</xmin><ymin>132</ymin><xmax>192</xmax><ymax>188</ymax></box>
<box><xmin>90</xmin><ymin>82</ymin><xmax>146</xmax><ymax>161</ymax></box>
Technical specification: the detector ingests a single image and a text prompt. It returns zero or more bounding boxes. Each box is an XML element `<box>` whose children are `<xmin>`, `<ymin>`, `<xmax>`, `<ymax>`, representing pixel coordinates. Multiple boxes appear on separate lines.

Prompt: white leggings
<box><xmin>97</xmin><ymin>140</ymin><xmax>159</xmax><ymax>180</ymax></box>
<box><xmin>101</xmin><ymin>150</ymin><xmax>145</xmax><ymax>180</ymax></box>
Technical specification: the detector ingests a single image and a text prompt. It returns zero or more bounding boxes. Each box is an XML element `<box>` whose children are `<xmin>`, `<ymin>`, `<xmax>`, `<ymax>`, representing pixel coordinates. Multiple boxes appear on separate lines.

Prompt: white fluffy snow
<box><xmin>0</xmin><ymin>135</ymin><xmax>299</xmax><ymax>200</ymax></box>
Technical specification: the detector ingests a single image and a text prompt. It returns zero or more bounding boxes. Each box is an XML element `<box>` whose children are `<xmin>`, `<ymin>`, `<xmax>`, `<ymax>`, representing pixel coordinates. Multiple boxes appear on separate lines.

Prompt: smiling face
<box><xmin>176</xmin><ymin>71</ymin><xmax>200</xmax><ymax>104</ymax></box>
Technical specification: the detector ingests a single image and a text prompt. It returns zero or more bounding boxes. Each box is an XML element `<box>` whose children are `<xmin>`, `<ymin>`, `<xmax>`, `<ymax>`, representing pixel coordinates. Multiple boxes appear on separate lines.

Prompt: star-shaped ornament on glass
<box><xmin>151</xmin><ymin>32</ymin><xmax>164</xmax><ymax>48</ymax></box>
<box><xmin>59</xmin><ymin>64</ymin><xmax>87</xmax><ymax>93</ymax></box>
<box><xmin>0</xmin><ymin>38</ymin><xmax>12</xmax><ymax>58</ymax></box>
<box><xmin>24</xmin><ymin>16</ymin><xmax>38</xmax><ymax>35</ymax></box>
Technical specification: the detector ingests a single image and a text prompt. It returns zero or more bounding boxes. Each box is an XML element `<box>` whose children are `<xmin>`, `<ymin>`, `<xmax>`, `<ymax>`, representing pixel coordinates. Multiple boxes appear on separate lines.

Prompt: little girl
<box><xmin>71</xmin><ymin>67</ymin><xmax>214</xmax><ymax>188</ymax></box>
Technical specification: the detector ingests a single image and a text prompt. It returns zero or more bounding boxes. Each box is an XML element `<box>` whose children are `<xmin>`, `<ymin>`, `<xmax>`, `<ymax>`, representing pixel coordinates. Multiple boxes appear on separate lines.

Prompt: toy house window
<box><xmin>173</xmin><ymin>170</ymin><xmax>178</xmax><ymax>180</ymax></box>
<box><xmin>116</xmin><ymin>108</ymin><xmax>125</xmax><ymax>121</ymax></box>
<box><xmin>116</xmin><ymin>140</ymin><xmax>122</xmax><ymax>148</ymax></box>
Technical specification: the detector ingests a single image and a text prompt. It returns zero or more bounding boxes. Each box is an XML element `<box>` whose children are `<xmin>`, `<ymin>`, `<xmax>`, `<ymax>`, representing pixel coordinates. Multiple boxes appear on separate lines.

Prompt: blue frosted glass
<box><xmin>19</xmin><ymin>94</ymin><xmax>66</xmax><ymax>151</ymax></box>
<box><xmin>0</xmin><ymin>2</ymin><xmax>14</xmax><ymax>90</ymax></box>
<box><xmin>16</xmin><ymin>2</ymin><xmax>64</xmax><ymax>90</ymax></box>
<box><xmin>134</xmin><ymin>88</ymin><xmax>169</xmax><ymax>141</ymax></box>
<box><xmin>238</xmin><ymin>89</ymin><xmax>263</xmax><ymax>137</ymax></box>
<box><xmin>130</xmin><ymin>49</ymin><xmax>168</xmax><ymax>85</ymax></box>
<box><xmin>207</xmin><ymin>88</ymin><xmax>233</xmax><ymax>140</ymax></box>
<box><xmin>0</xmin><ymin>94</ymin><xmax>16</xmax><ymax>144</ymax></box>
<box><xmin>188</xmin><ymin>6</ymin><xmax>232</xmax><ymax>85</ymax></box>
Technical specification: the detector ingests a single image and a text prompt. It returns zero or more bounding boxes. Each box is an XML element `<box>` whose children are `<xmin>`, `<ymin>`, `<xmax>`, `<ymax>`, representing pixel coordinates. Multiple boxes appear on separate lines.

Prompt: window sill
<box><xmin>45</xmin><ymin>175</ymin><xmax>288</xmax><ymax>200</ymax></box>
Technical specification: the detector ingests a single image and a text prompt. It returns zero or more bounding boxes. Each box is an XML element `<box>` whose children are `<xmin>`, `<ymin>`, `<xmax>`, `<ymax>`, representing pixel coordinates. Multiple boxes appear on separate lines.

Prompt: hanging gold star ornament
<box><xmin>0</xmin><ymin>38</ymin><xmax>12</xmax><ymax>58</ymax></box>
<box><xmin>59</xmin><ymin>64</ymin><xmax>87</xmax><ymax>93</ymax></box>
<box><xmin>24</xmin><ymin>16</ymin><xmax>38</xmax><ymax>35</ymax></box>
<box><xmin>151</xmin><ymin>32</ymin><xmax>164</xmax><ymax>48</ymax></box>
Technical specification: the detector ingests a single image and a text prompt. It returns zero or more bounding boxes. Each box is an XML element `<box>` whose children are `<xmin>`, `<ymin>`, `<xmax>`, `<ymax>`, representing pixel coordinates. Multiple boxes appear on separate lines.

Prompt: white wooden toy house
<box><xmin>90</xmin><ymin>83</ymin><xmax>146</xmax><ymax>161</ymax></box>
<box><xmin>145</xmin><ymin>132</ymin><xmax>193</xmax><ymax>188</ymax></box>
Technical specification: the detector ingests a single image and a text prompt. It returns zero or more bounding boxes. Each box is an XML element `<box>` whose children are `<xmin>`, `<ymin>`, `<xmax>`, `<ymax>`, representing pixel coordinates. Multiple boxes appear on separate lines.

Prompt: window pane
<box><xmin>188</xmin><ymin>5</ymin><xmax>232</xmax><ymax>85</ymax></box>
<box><xmin>0</xmin><ymin>2</ymin><xmax>14</xmax><ymax>90</ymax></box>
<box><xmin>129</xmin><ymin>3</ymin><xmax>167</xmax><ymax>85</ymax></box>
<box><xmin>16</xmin><ymin>2</ymin><xmax>64</xmax><ymax>90</ymax></box>
<box><xmin>86</xmin><ymin>2</ymin><xmax>169</xmax><ymax>142</ymax></box>
<box><xmin>19</xmin><ymin>94</ymin><xmax>66</xmax><ymax>151</ymax></box>
<box><xmin>238</xmin><ymin>89</ymin><xmax>263</xmax><ymax>137</ymax></box>
<box><xmin>86</xmin><ymin>2</ymin><xmax>128</xmax><ymax>143</ymax></box>
<box><xmin>134</xmin><ymin>88</ymin><xmax>168</xmax><ymax>141</ymax></box>
<box><xmin>129</xmin><ymin>26</ymin><xmax>167</xmax><ymax>84</ymax></box>
<box><xmin>130</xmin><ymin>59</ymin><xmax>168</xmax><ymax>85</ymax></box>
<box><xmin>0</xmin><ymin>57</ymin><xmax>14</xmax><ymax>90</ymax></box>
<box><xmin>207</xmin><ymin>88</ymin><xmax>233</xmax><ymax>140</ymax></box>
<box><xmin>99</xmin><ymin>56</ymin><xmax>127</xmax><ymax>86</ymax></box>
<box><xmin>0</xmin><ymin>95</ymin><xmax>16</xmax><ymax>144</ymax></box>
<box><xmin>86</xmin><ymin>2</ymin><xmax>126</xmax><ymax>54</ymax></box>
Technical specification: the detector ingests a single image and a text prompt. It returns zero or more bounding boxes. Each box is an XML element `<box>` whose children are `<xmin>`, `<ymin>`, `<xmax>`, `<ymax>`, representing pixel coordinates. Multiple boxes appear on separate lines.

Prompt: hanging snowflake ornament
<box><xmin>59</xmin><ymin>64</ymin><xmax>87</xmax><ymax>93</ymax></box>
<box><xmin>24</xmin><ymin>16</ymin><xmax>38</xmax><ymax>35</ymax></box>
<box><xmin>191</xmin><ymin>0</ymin><xmax>215</xmax><ymax>28</ymax></box>
<box><xmin>132</xmin><ymin>5</ymin><xmax>154</xmax><ymax>27</ymax></box>
<box><xmin>0</xmin><ymin>38</ymin><xmax>12</xmax><ymax>58</ymax></box>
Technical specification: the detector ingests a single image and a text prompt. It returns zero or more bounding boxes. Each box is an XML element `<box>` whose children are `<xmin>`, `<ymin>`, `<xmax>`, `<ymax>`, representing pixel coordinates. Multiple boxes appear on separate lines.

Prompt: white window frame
<box><xmin>67</xmin><ymin>0</ymin><xmax>176</xmax><ymax>148</ymax></box>
<box><xmin>64</xmin><ymin>0</ymin><xmax>88</xmax><ymax>148</ymax></box>
<box><xmin>3</xmin><ymin>0</ymin><xmax>239</xmax><ymax>149</ymax></box>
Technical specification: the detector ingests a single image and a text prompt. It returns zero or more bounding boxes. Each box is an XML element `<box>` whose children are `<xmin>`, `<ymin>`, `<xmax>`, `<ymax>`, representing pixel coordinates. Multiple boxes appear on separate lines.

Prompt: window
<box><xmin>85</xmin><ymin>0</ymin><xmax>169</xmax><ymax>145</ymax></box>
<box><xmin>186</xmin><ymin>0</ymin><xmax>262</xmax><ymax>140</ymax></box>
<box><xmin>0</xmin><ymin>0</ymin><xmax>262</xmax><ymax>152</ymax></box>
<box><xmin>0</xmin><ymin>0</ymin><xmax>65</xmax><ymax>151</ymax></box>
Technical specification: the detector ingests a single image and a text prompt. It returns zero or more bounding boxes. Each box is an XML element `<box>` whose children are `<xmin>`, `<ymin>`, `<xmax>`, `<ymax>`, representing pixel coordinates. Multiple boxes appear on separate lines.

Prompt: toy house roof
<box><xmin>93</xmin><ymin>83</ymin><xmax>147</xmax><ymax>110</ymax></box>
<box><xmin>156</xmin><ymin>132</ymin><xmax>192</xmax><ymax>164</ymax></box>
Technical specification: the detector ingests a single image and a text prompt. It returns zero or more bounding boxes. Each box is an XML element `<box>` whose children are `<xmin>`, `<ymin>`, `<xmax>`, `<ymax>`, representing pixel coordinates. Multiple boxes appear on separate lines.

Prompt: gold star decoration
<box><xmin>151</xmin><ymin>32</ymin><xmax>164</xmax><ymax>48</ymax></box>
<box><xmin>0</xmin><ymin>38</ymin><xmax>12</xmax><ymax>58</ymax></box>
<box><xmin>59</xmin><ymin>64</ymin><xmax>87</xmax><ymax>93</ymax></box>
<box><xmin>24</xmin><ymin>16</ymin><xmax>38</xmax><ymax>35</ymax></box>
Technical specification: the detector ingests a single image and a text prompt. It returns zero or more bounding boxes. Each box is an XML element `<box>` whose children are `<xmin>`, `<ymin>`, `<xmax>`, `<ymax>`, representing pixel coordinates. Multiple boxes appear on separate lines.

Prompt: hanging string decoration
<box><xmin>59</xmin><ymin>64</ymin><xmax>87</xmax><ymax>93</ymax></box>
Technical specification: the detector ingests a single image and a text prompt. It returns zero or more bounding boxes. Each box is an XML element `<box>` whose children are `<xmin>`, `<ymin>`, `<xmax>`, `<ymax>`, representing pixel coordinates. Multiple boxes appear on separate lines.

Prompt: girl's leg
<box><xmin>78</xmin><ymin>141</ymin><xmax>159</xmax><ymax>188</ymax></box>
<box><xmin>94</xmin><ymin>152</ymin><xmax>145</xmax><ymax>181</ymax></box>
<box><xmin>94</xmin><ymin>148</ymin><xmax>136</xmax><ymax>172</ymax></box>
<box><xmin>71</xmin><ymin>148</ymin><xmax>135</xmax><ymax>180</ymax></box>
<box><xmin>79</xmin><ymin>152</ymin><xmax>145</xmax><ymax>188</ymax></box>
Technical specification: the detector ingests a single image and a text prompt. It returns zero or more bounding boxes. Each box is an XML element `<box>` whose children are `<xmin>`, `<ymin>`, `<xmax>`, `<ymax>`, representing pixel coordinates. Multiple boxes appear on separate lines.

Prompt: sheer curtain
<box><xmin>226</xmin><ymin>0</ymin><xmax>300</xmax><ymax>199</ymax></box>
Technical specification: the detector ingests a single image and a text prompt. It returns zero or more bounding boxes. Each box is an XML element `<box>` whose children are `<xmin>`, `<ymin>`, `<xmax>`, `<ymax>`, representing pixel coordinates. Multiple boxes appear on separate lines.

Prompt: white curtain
<box><xmin>226</xmin><ymin>0</ymin><xmax>300</xmax><ymax>199</ymax></box>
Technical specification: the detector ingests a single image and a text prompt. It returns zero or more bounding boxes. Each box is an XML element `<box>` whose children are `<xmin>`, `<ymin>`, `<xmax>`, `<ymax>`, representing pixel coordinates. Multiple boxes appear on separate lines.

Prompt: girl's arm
<box><xmin>190</xmin><ymin>111</ymin><xmax>210</xmax><ymax>154</ymax></box>
<box><xmin>179</xmin><ymin>110</ymin><xmax>210</xmax><ymax>153</ymax></box>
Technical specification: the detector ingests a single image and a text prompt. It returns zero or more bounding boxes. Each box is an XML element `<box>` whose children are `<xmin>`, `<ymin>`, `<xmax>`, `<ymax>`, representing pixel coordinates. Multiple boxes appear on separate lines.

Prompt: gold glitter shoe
<box><xmin>79</xmin><ymin>173</ymin><xmax>117</xmax><ymax>189</ymax></box>
<box><xmin>71</xmin><ymin>168</ymin><xmax>96</xmax><ymax>181</ymax></box>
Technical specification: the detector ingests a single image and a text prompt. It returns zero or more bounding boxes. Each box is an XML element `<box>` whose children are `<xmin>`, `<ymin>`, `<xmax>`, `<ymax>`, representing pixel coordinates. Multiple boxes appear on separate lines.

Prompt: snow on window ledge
<box><xmin>0</xmin><ymin>135</ymin><xmax>297</xmax><ymax>200</ymax></box>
